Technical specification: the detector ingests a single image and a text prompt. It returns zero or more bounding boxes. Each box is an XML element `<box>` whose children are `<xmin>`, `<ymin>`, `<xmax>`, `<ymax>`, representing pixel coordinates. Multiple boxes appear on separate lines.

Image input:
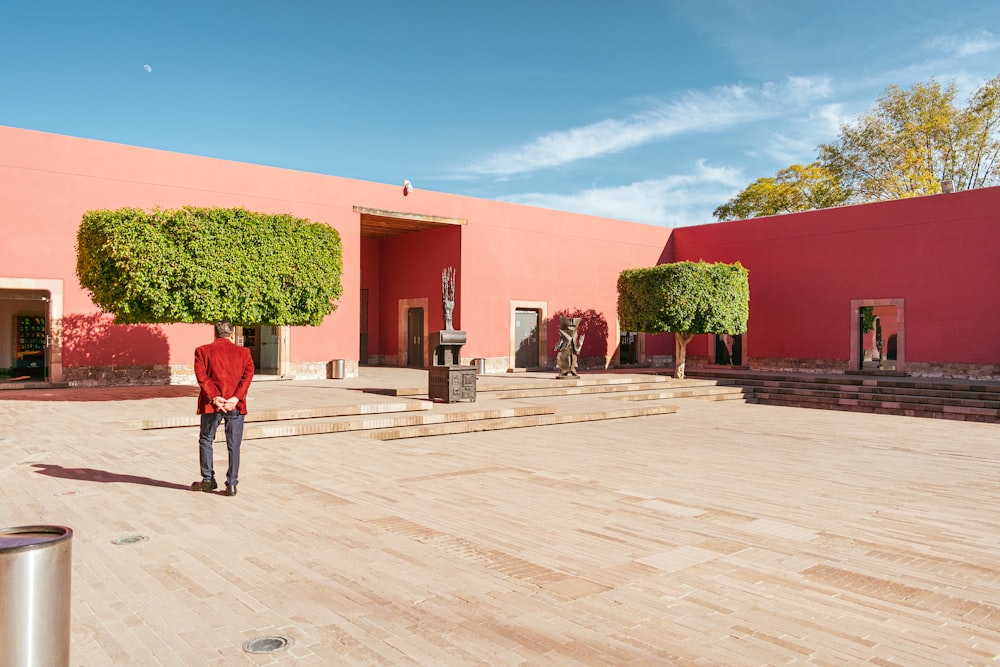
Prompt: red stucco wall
<box><xmin>0</xmin><ymin>126</ymin><xmax>369</xmax><ymax>368</ymax></box>
<box><xmin>4</xmin><ymin>124</ymin><xmax>997</xmax><ymax>382</ymax></box>
<box><xmin>0</xmin><ymin>125</ymin><xmax>674</xmax><ymax>377</ymax></box>
<box><xmin>672</xmin><ymin>187</ymin><xmax>1000</xmax><ymax>366</ymax></box>
<box><xmin>456</xmin><ymin>201</ymin><xmax>673</xmax><ymax>364</ymax></box>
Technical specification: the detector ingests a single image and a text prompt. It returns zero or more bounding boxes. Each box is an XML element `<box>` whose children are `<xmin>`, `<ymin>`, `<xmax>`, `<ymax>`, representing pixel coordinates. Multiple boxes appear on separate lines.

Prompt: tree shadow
<box><xmin>61</xmin><ymin>313</ymin><xmax>170</xmax><ymax>367</ymax></box>
<box><xmin>515</xmin><ymin>322</ymin><xmax>540</xmax><ymax>368</ymax></box>
<box><xmin>31</xmin><ymin>463</ymin><xmax>191</xmax><ymax>490</ymax></box>
<box><xmin>550</xmin><ymin>308</ymin><xmax>609</xmax><ymax>362</ymax></box>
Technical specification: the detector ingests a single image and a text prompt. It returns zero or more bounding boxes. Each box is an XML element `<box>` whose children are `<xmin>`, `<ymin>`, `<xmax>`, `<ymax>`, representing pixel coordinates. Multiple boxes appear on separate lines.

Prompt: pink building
<box><xmin>2</xmin><ymin>125</ymin><xmax>998</xmax><ymax>385</ymax></box>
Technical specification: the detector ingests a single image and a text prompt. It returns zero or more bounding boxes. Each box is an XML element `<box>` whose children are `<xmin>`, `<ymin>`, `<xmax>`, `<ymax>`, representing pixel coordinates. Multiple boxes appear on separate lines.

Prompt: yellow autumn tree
<box><xmin>821</xmin><ymin>76</ymin><xmax>1000</xmax><ymax>201</ymax></box>
<box><xmin>715</xmin><ymin>75</ymin><xmax>1000</xmax><ymax>221</ymax></box>
<box><xmin>713</xmin><ymin>162</ymin><xmax>848</xmax><ymax>221</ymax></box>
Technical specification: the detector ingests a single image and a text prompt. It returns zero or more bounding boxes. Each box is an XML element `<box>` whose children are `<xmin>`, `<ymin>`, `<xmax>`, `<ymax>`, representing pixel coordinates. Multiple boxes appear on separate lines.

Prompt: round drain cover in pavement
<box><xmin>244</xmin><ymin>636</ymin><xmax>293</xmax><ymax>653</ymax></box>
<box><xmin>111</xmin><ymin>535</ymin><xmax>148</xmax><ymax>545</ymax></box>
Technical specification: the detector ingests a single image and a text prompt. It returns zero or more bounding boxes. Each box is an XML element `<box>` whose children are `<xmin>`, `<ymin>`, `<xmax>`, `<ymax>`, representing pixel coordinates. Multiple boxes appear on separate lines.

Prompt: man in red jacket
<box><xmin>193</xmin><ymin>321</ymin><xmax>255</xmax><ymax>496</ymax></box>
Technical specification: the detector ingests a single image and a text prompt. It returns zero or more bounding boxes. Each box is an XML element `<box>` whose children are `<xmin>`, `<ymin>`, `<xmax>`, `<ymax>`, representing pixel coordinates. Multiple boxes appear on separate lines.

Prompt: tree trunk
<box><xmin>674</xmin><ymin>332</ymin><xmax>694</xmax><ymax>379</ymax></box>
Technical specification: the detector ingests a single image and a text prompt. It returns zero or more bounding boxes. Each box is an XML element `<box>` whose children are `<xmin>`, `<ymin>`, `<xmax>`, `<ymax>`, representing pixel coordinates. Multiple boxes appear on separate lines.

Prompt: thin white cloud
<box><xmin>755</xmin><ymin>102</ymin><xmax>848</xmax><ymax>163</ymax></box>
<box><xmin>927</xmin><ymin>31</ymin><xmax>999</xmax><ymax>58</ymax></box>
<box><xmin>504</xmin><ymin>161</ymin><xmax>745</xmax><ymax>228</ymax></box>
<box><xmin>466</xmin><ymin>77</ymin><xmax>831</xmax><ymax>176</ymax></box>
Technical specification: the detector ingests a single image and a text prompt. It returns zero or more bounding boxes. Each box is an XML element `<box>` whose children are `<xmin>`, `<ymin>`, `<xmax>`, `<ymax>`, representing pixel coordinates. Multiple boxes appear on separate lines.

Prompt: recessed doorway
<box><xmin>407</xmin><ymin>307</ymin><xmax>425</xmax><ymax>368</ymax></box>
<box><xmin>514</xmin><ymin>309</ymin><xmax>540</xmax><ymax>369</ymax></box>
<box><xmin>850</xmin><ymin>298</ymin><xmax>904</xmax><ymax>373</ymax></box>
<box><xmin>237</xmin><ymin>325</ymin><xmax>286</xmax><ymax>375</ymax></box>
<box><xmin>0</xmin><ymin>278</ymin><xmax>63</xmax><ymax>383</ymax></box>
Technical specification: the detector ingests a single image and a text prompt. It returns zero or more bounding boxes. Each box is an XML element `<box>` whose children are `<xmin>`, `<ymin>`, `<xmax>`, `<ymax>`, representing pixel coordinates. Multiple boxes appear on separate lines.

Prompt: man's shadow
<box><xmin>32</xmin><ymin>464</ymin><xmax>191</xmax><ymax>491</ymax></box>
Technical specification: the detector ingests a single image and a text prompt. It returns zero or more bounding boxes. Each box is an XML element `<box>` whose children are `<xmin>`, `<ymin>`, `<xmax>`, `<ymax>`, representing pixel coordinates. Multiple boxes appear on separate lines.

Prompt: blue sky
<box><xmin>2</xmin><ymin>1</ymin><xmax>998</xmax><ymax>227</ymax></box>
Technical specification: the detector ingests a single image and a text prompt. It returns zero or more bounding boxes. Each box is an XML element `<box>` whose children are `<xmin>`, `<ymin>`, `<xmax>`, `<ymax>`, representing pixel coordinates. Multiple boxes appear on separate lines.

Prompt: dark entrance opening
<box><xmin>619</xmin><ymin>331</ymin><xmax>638</xmax><ymax>365</ymax></box>
<box><xmin>359</xmin><ymin>288</ymin><xmax>369</xmax><ymax>365</ymax></box>
<box><xmin>714</xmin><ymin>334</ymin><xmax>743</xmax><ymax>366</ymax></box>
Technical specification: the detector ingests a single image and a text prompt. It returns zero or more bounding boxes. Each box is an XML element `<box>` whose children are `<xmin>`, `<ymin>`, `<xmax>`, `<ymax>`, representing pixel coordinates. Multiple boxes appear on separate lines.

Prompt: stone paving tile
<box><xmin>2</xmin><ymin>370</ymin><xmax>1000</xmax><ymax>665</ymax></box>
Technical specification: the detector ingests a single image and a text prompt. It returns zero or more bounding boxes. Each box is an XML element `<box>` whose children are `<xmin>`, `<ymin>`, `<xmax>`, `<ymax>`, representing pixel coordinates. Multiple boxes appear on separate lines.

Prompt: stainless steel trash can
<box><xmin>0</xmin><ymin>525</ymin><xmax>73</xmax><ymax>667</ymax></box>
<box><xmin>474</xmin><ymin>358</ymin><xmax>486</xmax><ymax>375</ymax></box>
<box><xmin>331</xmin><ymin>359</ymin><xmax>346</xmax><ymax>379</ymax></box>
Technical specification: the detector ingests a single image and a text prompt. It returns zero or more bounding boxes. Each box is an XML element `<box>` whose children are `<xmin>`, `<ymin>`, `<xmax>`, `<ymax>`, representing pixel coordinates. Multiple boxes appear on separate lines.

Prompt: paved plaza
<box><xmin>1</xmin><ymin>370</ymin><xmax>999</xmax><ymax>665</ymax></box>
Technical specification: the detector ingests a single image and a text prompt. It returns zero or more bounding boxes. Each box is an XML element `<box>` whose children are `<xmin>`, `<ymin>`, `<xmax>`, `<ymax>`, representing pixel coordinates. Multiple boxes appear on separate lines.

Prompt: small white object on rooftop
<box><xmin>402</xmin><ymin>180</ymin><xmax>413</xmax><ymax>196</ymax></box>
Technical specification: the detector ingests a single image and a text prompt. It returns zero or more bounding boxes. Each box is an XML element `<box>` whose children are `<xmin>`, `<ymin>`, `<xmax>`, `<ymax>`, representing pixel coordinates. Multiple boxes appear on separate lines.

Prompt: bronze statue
<box><xmin>555</xmin><ymin>317</ymin><xmax>584</xmax><ymax>378</ymax></box>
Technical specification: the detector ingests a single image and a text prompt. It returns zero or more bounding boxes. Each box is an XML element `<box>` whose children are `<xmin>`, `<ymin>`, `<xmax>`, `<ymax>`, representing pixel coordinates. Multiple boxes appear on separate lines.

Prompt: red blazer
<box><xmin>194</xmin><ymin>337</ymin><xmax>255</xmax><ymax>414</ymax></box>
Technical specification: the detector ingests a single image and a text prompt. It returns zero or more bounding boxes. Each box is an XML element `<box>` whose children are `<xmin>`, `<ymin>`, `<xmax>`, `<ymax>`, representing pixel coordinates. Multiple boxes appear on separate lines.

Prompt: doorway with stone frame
<box><xmin>510</xmin><ymin>300</ymin><xmax>547</xmax><ymax>371</ymax></box>
<box><xmin>850</xmin><ymin>298</ymin><xmax>904</xmax><ymax>373</ymax></box>
<box><xmin>397</xmin><ymin>298</ymin><xmax>429</xmax><ymax>368</ymax></box>
<box><xmin>0</xmin><ymin>278</ymin><xmax>63</xmax><ymax>383</ymax></box>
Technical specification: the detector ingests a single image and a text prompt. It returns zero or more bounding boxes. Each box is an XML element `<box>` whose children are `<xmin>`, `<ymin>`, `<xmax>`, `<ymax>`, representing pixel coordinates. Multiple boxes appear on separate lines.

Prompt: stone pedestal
<box><xmin>430</xmin><ymin>329</ymin><xmax>467</xmax><ymax>366</ymax></box>
<box><xmin>428</xmin><ymin>365</ymin><xmax>476</xmax><ymax>403</ymax></box>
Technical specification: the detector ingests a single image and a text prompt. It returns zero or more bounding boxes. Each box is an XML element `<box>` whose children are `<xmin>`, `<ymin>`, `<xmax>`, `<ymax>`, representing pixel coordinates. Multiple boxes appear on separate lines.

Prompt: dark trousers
<box><xmin>199</xmin><ymin>411</ymin><xmax>245</xmax><ymax>487</ymax></box>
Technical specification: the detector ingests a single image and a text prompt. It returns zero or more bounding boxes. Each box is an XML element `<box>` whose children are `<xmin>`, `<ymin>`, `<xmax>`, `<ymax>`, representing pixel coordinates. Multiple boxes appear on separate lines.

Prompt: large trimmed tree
<box><xmin>76</xmin><ymin>207</ymin><xmax>343</xmax><ymax>326</ymax></box>
<box><xmin>617</xmin><ymin>261</ymin><xmax>749</xmax><ymax>379</ymax></box>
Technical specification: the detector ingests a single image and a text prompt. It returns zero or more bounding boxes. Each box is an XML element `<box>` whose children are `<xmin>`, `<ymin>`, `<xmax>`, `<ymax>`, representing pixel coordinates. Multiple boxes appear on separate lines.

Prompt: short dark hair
<box><xmin>215</xmin><ymin>321</ymin><xmax>235</xmax><ymax>338</ymax></box>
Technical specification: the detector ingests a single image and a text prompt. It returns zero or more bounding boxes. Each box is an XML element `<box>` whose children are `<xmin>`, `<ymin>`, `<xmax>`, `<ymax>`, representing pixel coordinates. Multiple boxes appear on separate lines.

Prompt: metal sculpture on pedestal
<box><xmin>442</xmin><ymin>266</ymin><xmax>455</xmax><ymax>331</ymax></box>
<box><xmin>555</xmin><ymin>316</ymin><xmax>584</xmax><ymax>378</ymax></box>
<box><xmin>430</xmin><ymin>266</ymin><xmax>466</xmax><ymax>366</ymax></box>
<box><xmin>428</xmin><ymin>267</ymin><xmax>474</xmax><ymax>402</ymax></box>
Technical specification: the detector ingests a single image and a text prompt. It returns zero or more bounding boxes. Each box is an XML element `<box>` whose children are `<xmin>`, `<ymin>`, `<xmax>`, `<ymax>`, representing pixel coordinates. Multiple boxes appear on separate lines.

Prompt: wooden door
<box><xmin>407</xmin><ymin>307</ymin><xmax>424</xmax><ymax>368</ymax></box>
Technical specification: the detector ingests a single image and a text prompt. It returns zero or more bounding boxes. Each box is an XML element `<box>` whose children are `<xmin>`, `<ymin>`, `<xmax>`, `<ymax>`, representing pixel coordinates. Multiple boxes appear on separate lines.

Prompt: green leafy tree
<box><xmin>821</xmin><ymin>76</ymin><xmax>1000</xmax><ymax>201</ymax></box>
<box><xmin>859</xmin><ymin>306</ymin><xmax>875</xmax><ymax>335</ymax></box>
<box><xmin>617</xmin><ymin>261</ymin><xmax>749</xmax><ymax>379</ymax></box>
<box><xmin>77</xmin><ymin>207</ymin><xmax>343</xmax><ymax>326</ymax></box>
<box><xmin>713</xmin><ymin>162</ymin><xmax>849</xmax><ymax>221</ymax></box>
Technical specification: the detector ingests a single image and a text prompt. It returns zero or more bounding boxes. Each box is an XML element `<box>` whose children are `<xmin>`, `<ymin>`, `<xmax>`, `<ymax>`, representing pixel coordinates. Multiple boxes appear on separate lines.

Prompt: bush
<box><xmin>77</xmin><ymin>207</ymin><xmax>343</xmax><ymax>326</ymax></box>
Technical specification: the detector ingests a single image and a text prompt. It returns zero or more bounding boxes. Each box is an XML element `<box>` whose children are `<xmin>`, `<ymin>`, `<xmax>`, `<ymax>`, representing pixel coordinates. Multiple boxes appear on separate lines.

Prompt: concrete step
<box><xmin>483</xmin><ymin>379</ymin><xmax>732</xmax><ymax>400</ymax></box>
<box><xmin>613</xmin><ymin>385</ymin><xmax>753</xmax><ymax>402</ymax></box>
<box><xmin>747</xmin><ymin>383</ymin><xmax>1000</xmax><ymax>410</ymax></box>
<box><xmin>135</xmin><ymin>399</ymin><xmax>433</xmax><ymax>430</ymax></box>
<box><xmin>688</xmin><ymin>369</ymin><xmax>1000</xmax><ymax>423</ymax></box>
<box><xmin>135</xmin><ymin>374</ymin><xmax>694</xmax><ymax>442</ymax></box>
<box><xmin>366</xmin><ymin>404</ymin><xmax>680</xmax><ymax>441</ymax></box>
<box><xmin>360</xmin><ymin>374</ymin><xmax>676</xmax><ymax>398</ymax></box>
<box><xmin>0</xmin><ymin>380</ymin><xmax>71</xmax><ymax>390</ymax></box>
<box><xmin>242</xmin><ymin>405</ymin><xmax>559</xmax><ymax>441</ymax></box>
<box><xmin>692</xmin><ymin>369</ymin><xmax>1000</xmax><ymax>396</ymax></box>
<box><xmin>734</xmin><ymin>377</ymin><xmax>1000</xmax><ymax>403</ymax></box>
<box><xmin>752</xmin><ymin>393</ymin><xmax>1000</xmax><ymax>423</ymax></box>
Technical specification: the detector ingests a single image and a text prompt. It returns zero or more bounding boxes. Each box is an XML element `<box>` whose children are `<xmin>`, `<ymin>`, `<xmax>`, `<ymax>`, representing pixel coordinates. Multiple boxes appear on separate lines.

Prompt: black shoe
<box><xmin>193</xmin><ymin>478</ymin><xmax>217</xmax><ymax>493</ymax></box>
<box><xmin>225</xmin><ymin>484</ymin><xmax>237</xmax><ymax>497</ymax></box>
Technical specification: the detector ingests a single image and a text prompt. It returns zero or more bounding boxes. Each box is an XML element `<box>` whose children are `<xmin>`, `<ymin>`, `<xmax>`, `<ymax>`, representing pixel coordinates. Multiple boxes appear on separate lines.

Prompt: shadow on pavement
<box><xmin>32</xmin><ymin>464</ymin><xmax>192</xmax><ymax>490</ymax></box>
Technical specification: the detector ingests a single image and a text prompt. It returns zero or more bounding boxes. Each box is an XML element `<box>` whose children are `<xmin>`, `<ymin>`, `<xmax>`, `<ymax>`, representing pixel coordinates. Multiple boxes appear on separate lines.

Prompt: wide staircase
<box><xmin>136</xmin><ymin>373</ymin><xmax>749</xmax><ymax>442</ymax></box>
<box><xmin>688</xmin><ymin>368</ymin><xmax>1000</xmax><ymax>423</ymax></box>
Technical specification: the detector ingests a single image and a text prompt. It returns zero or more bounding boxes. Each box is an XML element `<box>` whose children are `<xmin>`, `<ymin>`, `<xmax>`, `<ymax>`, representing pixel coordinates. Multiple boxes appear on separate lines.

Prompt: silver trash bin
<box><xmin>0</xmin><ymin>525</ymin><xmax>73</xmax><ymax>667</ymax></box>
<box><xmin>474</xmin><ymin>358</ymin><xmax>486</xmax><ymax>375</ymax></box>
<box><xmin>331</xmin><ymin>359</ymin><xmax>346</xmax><ymax>379</ymax></box>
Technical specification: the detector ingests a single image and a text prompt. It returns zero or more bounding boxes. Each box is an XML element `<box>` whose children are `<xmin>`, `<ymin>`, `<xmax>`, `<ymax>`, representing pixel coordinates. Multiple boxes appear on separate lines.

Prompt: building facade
<box><xmin>2</xmin><ymin>125</ymin><xmax>998</xmax><ymax>385</ymax></box>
